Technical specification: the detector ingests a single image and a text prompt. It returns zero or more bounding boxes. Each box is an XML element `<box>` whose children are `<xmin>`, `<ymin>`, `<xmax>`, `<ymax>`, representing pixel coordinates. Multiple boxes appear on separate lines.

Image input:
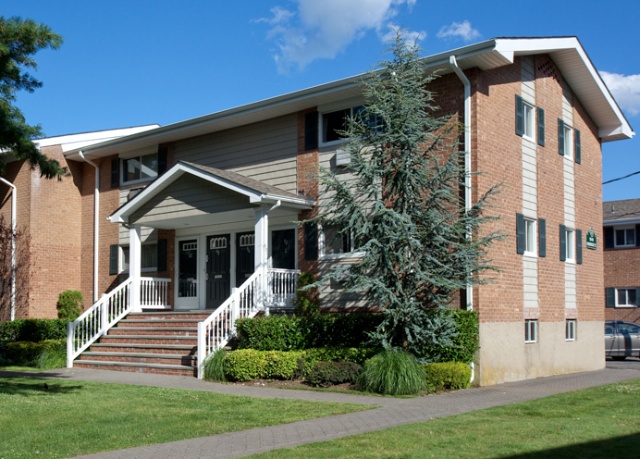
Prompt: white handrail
<box><xmin>66</xmin><ymin>277</ymin><xmax>171</xmax><ymax>367</ymax></box>
<box><xmin>197</xmin><ymin>269</ymin><xmax>264</xmax><ymax>379</ymax></box>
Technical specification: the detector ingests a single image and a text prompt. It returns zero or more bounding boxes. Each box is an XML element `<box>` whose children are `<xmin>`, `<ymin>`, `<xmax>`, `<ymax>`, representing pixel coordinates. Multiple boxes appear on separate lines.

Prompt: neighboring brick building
<box><xmin>1</xmin><ymin>37</ymin><xmax>634</xmax><ymax>385</ymax></box>
<box><xmin>604</xmin><ymin>198</ymin><xmax>640</xmax><ymax>324</ymax></box>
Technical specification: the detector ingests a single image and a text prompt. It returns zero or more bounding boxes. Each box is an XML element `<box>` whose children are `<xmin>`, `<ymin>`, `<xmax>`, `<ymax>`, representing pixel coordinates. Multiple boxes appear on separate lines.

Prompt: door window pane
<box><xmin>178</xmin><ymin>240</ymin><xmax>198</xmax><ymax>298</ymax></box>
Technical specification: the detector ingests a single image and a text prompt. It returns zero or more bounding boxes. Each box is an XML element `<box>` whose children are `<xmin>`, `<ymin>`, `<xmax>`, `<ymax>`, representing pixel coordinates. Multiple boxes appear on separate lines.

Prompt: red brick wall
<box><xmin>604</xmin><ymin>246</ymin><xmax>640</xmax><ymax>323</ymax></box>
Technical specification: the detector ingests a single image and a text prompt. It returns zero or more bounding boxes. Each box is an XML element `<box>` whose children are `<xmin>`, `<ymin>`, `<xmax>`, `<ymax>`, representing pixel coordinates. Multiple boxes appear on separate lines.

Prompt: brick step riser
<box><xmin>117</xmin><ymin>321</ymin><xmax>204</xmax><ymax>328</ymax></box>
<box><xmin>74</xmin><ymin>362</ymin><xmax>197</xmax><ymax>377</ymax></box>
<box><xmin>126</xmin><ymin>314</ymin><xmax>211</xmax><ymax>321</ymax></box>
<box><xmin>83</xmin><ymin>354</ymin><xmax>197</xmax><ymax>367</ymax></box>
<box><xmin>109</xmin><ymin>329</ymin><xmax>198</xmax><ymax>336</ymax></box>
<box><xmin>99</xmin><ymin>337</ymin><xmax>198</xmax><ymax>346</ymax></box>
<box><xmin>88</xmin><ymin>345</ymin><xmax>196</xmax><ymax>355</ymax></box>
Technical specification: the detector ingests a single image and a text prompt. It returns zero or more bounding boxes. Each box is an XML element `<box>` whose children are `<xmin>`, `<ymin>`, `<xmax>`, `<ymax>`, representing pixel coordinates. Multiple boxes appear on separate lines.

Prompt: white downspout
<box><xmin>79</xmin><ymin>152</ymin><xmax>100</xmax><ymax>303</ymax></box>
<box><xmin>0</xmin><ymin>177</ymin><xmax>16</xmax><ymax>321</ymax></box>
<box><xmin>449</xmin><ymin>55</ymin><xmax>474</xmax><ymax>383</ymax></box>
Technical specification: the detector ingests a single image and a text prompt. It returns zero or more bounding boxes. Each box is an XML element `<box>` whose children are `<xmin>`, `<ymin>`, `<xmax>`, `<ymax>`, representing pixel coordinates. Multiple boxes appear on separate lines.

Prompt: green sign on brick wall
<box><xmin>586</xmin><ymin>228</ymin><xmax>597</xmax><ymax>250</ymax></box>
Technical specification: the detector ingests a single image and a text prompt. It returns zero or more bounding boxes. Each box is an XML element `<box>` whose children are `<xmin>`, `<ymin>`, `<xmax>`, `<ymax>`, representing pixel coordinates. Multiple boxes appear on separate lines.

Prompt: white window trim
<box><xmin>319</xmin><ymin>104</ymin><xmax>366</xmax><ymax>148</ymax></box>
<box><xmin>565</xmin><ymin>319</ymin><xmax>576</xmax><ymax>342</ymax></box>
<box><xmin>524</xmin><ymin>218</ymin><xmax>537</xmax><ymax>256</ymax></box>
<box><xmin>565</xmin><ymin>228</ymin><xmax>576</xmax><ymax>263</ymax></box>
<box><xmin>525</xmin><ymin>319</ymin><xmax>538</xmax><ymax>343</ymax></box>
<box><xmin>614</xmin><ymin>225</ymin><xmax>636</xmax><ymax>248</ymax></box>
<box><xmin>522</xmin><ymin>101</ymin><xmax>535</xmax><ymax>141</ymax></box>
<box><xmin>120</xmin><ymin>152</ymin><xmax>159</xmax><ymax>186</ymax></box>
<box><xmin>615</xmin><ymin>287</ymin><xmax>638</xmax><ymax>308</ymax></box>
<box><xmin>563</xmin><ymin>124</ymin><xmax>573</xmax><ymax>160</ymax></box>
<box><xmin>318</xmin><ymin>225</ymin><xmax>365</xmax><ymax>260</ymax></box>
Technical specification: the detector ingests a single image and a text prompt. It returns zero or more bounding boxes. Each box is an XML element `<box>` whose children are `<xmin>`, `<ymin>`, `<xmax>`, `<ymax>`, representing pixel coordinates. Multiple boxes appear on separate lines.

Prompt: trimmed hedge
<box><xmin>0</xmin><ymin>339</ymin><xmax>66</xmax><ymax>365</ymax></box>
<box><xmin>235</xmin><ymin>314</ymin><xmax>382</xmax><ymax>350</ymax></box>
<box><xmin>306</xmin><ymin>361</ymin><xmax>361</xmax><ymax>387</ymax></box>
<box><xmin>422</xmin><ymin>309</ymin><xmax>480</xmax><ymax>364</ymax></box>
<box><xmin>0</xmin><ymin>319</ymin><xmax>68</xmax><ymax>342</ymax></box>
<box><xmin>423</xmin><ymin>362</ymin><xmax>471</xmax><ymax>392</ymax></box>
<box><xmin>223</xmin><ymin>349</ymin><xmax>303</xmax><ymax>381</ymax></box>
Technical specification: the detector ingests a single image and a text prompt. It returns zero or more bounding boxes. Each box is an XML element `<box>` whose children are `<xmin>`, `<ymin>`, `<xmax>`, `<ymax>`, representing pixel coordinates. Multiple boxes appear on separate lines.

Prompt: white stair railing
<box><xmin>268</xmin><ymin>268</ymin><xmax>300</xmax><ymax>307</ymax></box>
<box><xmin>66</xmin><ymin>277</ymin><xmax>171</xmax><ymax>367</ymax></box>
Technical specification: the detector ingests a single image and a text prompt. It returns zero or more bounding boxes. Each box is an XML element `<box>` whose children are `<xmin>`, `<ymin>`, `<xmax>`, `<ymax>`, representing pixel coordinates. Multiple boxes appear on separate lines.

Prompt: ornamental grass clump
<box><xmin>358</xmin><ymin>349</ymin><xmax>425</xmax><ymax>395</ymax></box>
<box><xmin>203</xmin><ymin>348</ymin><xmax>227</xmax><ymax>382</ymax></box>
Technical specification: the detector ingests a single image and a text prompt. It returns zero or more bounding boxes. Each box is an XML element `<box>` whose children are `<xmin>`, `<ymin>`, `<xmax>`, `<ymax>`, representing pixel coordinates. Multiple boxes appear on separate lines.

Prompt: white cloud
<box><xmin>257</xmin><ymin>0</ymin><xmax>420</xmax><ymax>73</ymax></box>
<box><xmin>600</xmin><ymin>71</ymin><xmax>640</xmax><ymax>117</ymax></box>
<box><xmin>436</xmin><ymin>20</ymin><xmax>480</xmax><ymax>42</ymax></box>
<box><xmin>381</xmin><ymin>23</ymin><xmax>426</xmax><ymax>47</ymax></box>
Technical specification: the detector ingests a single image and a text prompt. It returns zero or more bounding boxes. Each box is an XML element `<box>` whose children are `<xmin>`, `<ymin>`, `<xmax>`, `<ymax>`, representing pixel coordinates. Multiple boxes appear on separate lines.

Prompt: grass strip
<box><xmin>0</xmin><ymin>376</ymin><xmax>369</xmax><ymax>459</ymax></box>
<box><xmin>250</xmin><ymin>378</ymin><xmax>640</xmax><ymax>458</ymax></box>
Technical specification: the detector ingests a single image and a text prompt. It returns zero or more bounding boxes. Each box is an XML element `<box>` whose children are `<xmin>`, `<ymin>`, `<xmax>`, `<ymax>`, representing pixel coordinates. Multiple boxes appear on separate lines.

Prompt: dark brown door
<box><xmin>236</xmin><ymin>232</ymin><xmax>255</xmax><ymax>287</ymax></box>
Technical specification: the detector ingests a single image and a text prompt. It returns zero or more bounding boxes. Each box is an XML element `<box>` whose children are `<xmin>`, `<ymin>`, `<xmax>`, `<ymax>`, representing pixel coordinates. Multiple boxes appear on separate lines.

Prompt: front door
<box><xmin>206</xmin><ymin>234</ymin><xmax>230</xmax><ymax>309</ymax></box>
<box><xmin>236</xmin><ymin>232</ymin><xmax>255</xmax><ymax>287</ymax></box>
<box><xmin>176</xmin><ymin>239</ymin><xmax>198</xmax><ymax>309</ymax></box>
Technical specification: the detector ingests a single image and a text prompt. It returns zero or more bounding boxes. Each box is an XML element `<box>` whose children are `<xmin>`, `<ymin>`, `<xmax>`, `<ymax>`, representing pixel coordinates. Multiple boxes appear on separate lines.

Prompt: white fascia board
<box><xmin>38</xmin><ymin>125</ymin><xmax>159</xmax><ymax>153</ymax></box>
<box><xmin>604</xmin><ymin>218</ymin><xmax>640</xmax><ymax>226</ymax></box>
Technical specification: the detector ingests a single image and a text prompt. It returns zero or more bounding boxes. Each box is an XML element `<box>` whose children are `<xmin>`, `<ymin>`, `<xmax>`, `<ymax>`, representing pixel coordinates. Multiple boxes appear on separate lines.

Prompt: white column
<box><xmin>129</xmin><ymin>225</ymin><xmax>142</xmax><ymax>312</ymax></box>
<box><xmin>254</xmin><ymin>207</ymin><xmax>269</xmax><ymax>309</ymax></box>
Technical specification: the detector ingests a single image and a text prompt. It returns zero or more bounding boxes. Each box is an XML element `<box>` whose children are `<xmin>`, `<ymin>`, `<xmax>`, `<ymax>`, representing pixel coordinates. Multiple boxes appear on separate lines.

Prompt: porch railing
<box><xmin>66</xmin><ymin>277</ymin><xmax>171</xmax><ymax>367</ymax></box>
<box><xmin>268</xmin><ymin>268</ymin><xmax>300</xmax><ymax>307</ymax></box>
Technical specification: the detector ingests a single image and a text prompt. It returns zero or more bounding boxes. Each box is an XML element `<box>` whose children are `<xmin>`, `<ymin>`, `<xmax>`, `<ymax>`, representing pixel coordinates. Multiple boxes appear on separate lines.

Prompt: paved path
<box><xmin>5</xmin><ymin>366</ymin><xmax>640</xmax><ymax>459</ymax></box>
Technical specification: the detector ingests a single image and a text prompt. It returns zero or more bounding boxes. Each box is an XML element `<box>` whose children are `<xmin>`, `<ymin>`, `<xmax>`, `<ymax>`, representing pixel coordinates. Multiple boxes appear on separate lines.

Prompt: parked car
<box><xmin>605</xmin><ymin>320</ymin><xmax>640</xmax><ymax>360</ymax></box>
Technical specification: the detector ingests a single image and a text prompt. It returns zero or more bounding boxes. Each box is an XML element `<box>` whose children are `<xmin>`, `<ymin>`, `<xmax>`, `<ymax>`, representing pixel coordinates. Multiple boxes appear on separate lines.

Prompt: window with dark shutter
<box><xmin>111</xmin><ymin>158</ymin><xmax>120</xmax><ymax>188</ymax></box>
<box><xmin>559</xmin><ymin>224</ymin><xmax>567</xmax><ymax>261</ymax></box>
<box><xmin>515</xmin><ymin>95</ymin><xmax>525</xmax><ymax>137</ymax></box>
<box><xmin>558</xmin><ymin>119</ymin><xmax>565</xmax><ymax>156</ymax></box>
<box><xmin>538</xmin><ymin>218</ymin><xmax>546</xmax><ymax>257</ymax></box>
<box><xmin>109</xmin><ymin>244</ymin><xmax>119</xmax><ymax>275</ymax></box>
<box><xmin>304</xmin><ymin>111</ymin><xmax>319</xmax><ymax>151</ymax></box>
<box><xmin>574</xmin><ymin>129</ymin><xmax>581</xmax><ymax>164</ymax></box>
<box><xmin>636</xmin><ymin>225</ymin><xmax>640</xmax><ymax>247</ymax></box>
<box><xmin>576</xmin><ymin>229</ymin><xmax>583</xmax><ymax>265</ymax></box>
<box><xmin>537</xmin><ymin>107</ymin><xmax>545</xmax><ymax>146</ymax></box>
<box><xmin>516</xmin><ymin>213</ymin><xmax>526</xmax><ymax>254</ymax></box>
<box><xmin>605</xmin><ymin>288</ymin><xmax>616</xmax><ymax>308</ymax></box>
<box><xmin>304</xmin><ymin>222</ymin><xmax>318</xmax><ymax>260</ymax></box>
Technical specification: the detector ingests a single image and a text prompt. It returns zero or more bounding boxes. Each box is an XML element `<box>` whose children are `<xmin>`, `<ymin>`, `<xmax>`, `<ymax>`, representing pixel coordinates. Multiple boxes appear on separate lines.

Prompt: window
<box><xmin>525</xmin><ymin>319</ymin><xmax>538</xmax><ymax>343</ymax></box>
<box><xmin>566</xmin><ymin>320</ymin><xmax>576</xmax><ymax>341</ymax></box>
<box><xmin>524</xmin><ymin>219</ymin><xmax>536</xmax><ymax>254</ymax></box>
<box><xmin>516</xmin><ymin>214</ymin><xmax>545</xmax><ymax>256</ymax></box>
<box><xmin>515</xmin><ymin>96</ymin><xmax>544</xmax><ymax>145</ymax></box>
<box><xmin>321</xmin><ymin>225</ymin><xmax>353</xmax><ymax>257</ymax></box>
<box><xmin>606</xmin><ymin>287</ymin><xmax>640</xmax><ymax>308</ymax></box>
<box><xmin>121</xmin><ymin>243</ymin><xmax>158</xmax><ymax>272</ymax></box>
<box><xmin>321</xmin><ymin>105</ymin><xmax>382</xmax><ymax>145</ymax></box>
<box><xmin>522</xmin><ymin>102</ymin><xmax>535</xmax><ymax>139</ymax></box>
<box><xmin>615</xmin><ymin>227</ymin><xmax>636</xmax><ymax>247</ymax></box>
<box><xmin>558</xmin><ymin>119</ymin><xmax>581</xmax><ymax>163</ymax></box>
<box><xmin>560</xmin><ymin>225</ymin><xmax>581</xmax><ymax>263</ymax></box>
<box><xmin>121</xmin><ymin>153</ymin><xmax>158</xmax><ymax>184</ymax></box>
<box><xmin>563</xmin><ymin>124</ymin><xmax>573</xmax><ymax>159</ymax></box>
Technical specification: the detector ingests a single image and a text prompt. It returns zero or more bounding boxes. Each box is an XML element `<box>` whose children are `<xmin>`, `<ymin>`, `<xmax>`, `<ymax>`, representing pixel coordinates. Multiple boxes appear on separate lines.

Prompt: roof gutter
<box><xmin>0</xmin><ymin>177</ymin><xmax>16</xmax><ymax>321</ymax></box>
<box><xmin>79</xmin><ymin>151</ymin><xmax>100</xmax><ymax>303</ymax></box>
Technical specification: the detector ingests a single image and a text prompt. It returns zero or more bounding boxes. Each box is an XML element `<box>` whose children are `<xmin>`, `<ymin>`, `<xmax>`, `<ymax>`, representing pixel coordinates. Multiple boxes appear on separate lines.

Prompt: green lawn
<box><xmin>250</xmin><ymin>379</ymin><xmax>640</xmax><ymax>459</ymax></box>
<box><xmin>0</xmin><ymin>376</ymin><xmax>370</xmax><ymax>459</ymax></box>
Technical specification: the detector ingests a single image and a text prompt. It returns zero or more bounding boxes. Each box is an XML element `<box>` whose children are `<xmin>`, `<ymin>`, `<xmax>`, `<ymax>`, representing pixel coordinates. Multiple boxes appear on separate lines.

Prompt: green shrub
<box><xmin>422</xmin><ymin>309</ymin><xmax>479</xmax><ymax>363</ymax></box>
<box><xmin>203</xmin><ymin>348</ymin><xmax>227</xmax><ymax>382</ymax></box>
<box><xmin>306</xmin><ymin>361</ymin><xmax>361</xmax><ymax>387</ymax></box>
<box><xmin>57</xmin><ymin>290</ymin><xmax>84</xmax><ymax>321</ymax></box>
<box><xmin>36</xmin><ymin>345</ymin><xmax>67</xmax><ymax>369</ymax></box>
<box><xmin>423</xmin><ymin>362</ymin><xmax>472</xmax><ymax>392</ymax></box>
<box><xmin>235</xmin><ymin>313</ymin><xmax>382</xmax><ymax>351</ymax></box>
<box><xmin>1</xmin><ymin>339</ymin><xmax>66</xmax><ymax>365</ymax></box>
<box><xmin>223</xmin><ymin>349</ymin><xmax>303</xmax><ymax>381</ymax></box>
<box><xmin>0</xmin><ymin>319</ymin><xmax>67</xmax><ymax>342</ymax></box>
<box><xmin>301</xmin><ymin>347</ymin><xmax>376</xmax><ymax>374</ymax></box>
<box><xmin>294</xmin><ymin>272</ymin><xmax>319</xmax><ymax>316</ymax></box>
<box><xmin>358</xmin><ymin>349</ymin><xmax>426</xmax><ymax>396</ymax></box>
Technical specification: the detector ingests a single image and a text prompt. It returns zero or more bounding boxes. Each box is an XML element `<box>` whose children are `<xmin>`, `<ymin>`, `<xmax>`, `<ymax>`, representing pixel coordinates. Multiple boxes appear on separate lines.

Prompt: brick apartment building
<box><xmin>0</xmin><ymin>37</ymin><xmax>634</xmax><ymax>385</ymax></box>
<box><xmin>604</xmin><ymin>198</ymin><xmax>640</xmax><ymax>324</ymax></box>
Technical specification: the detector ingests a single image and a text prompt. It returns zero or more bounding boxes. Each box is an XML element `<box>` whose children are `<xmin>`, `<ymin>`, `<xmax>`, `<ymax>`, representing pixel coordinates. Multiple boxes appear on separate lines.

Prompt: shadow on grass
<box><xmin>504</xmin><ymin>433</ymin><xmax>640</xmax><ymax>459</ymax></box>
<box><xmin>0</xmin><ymin>370</ymin><xmax>84</xmax><ymax>396</ymax></box>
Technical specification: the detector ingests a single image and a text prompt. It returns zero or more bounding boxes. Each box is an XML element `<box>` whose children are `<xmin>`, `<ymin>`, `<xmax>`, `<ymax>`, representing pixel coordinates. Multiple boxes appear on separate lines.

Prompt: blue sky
<box><xmin>5</xmin><ymin>0</ymin><xmax>640</xmax><ymax>201</ymax></box>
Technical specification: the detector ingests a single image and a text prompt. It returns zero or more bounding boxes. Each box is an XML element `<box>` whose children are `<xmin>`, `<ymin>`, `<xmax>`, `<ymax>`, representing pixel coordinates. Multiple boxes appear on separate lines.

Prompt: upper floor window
<box><xmin>558</xmin><ymin>119</ymin><xmax>581</xmax><ymax>164</ymax></box>
<box><xmin>515</xmin><ymin>95</ymin><xmax>545</xmax><ymax>146</ymax></box>
<box><xmin>606</xmin><ymin>287</ymin><xmax>639</xmax><ymax>308</ymax></box>
<box><xmin>321</xmin><ymin>105</ymin><xmax>383</xmax><ymax>146</ymax></box>
<box><xmin>615</xmin><ymin>226</ymin><xmax>636</xmax><ymax>247</ymax></box>
<box><xmin>516</xmin><ymin>214</ymin><xmax>546</xmax><ymax>257</ymax></box>
<box><xmin>564</xmin><ymin>227</ymin><xmax>575</xmax><ymax>262</ymax></box>
<box><xmin>320</xmin><ymin>225</ymin><xmax>354</xmax><ymax>258</ymax></box>
<box><xmin>560</xmin><ymin>225</ymin><xmax>582</xmax><ymax>264</ymax></box>
<box><xmin>122</xmin><ymin>153</ymin><xmax>158</xmax><ymax>185</ymax></box>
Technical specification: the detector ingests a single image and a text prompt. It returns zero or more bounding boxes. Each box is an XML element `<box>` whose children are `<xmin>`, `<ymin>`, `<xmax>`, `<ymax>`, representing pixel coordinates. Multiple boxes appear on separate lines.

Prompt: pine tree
<box><xmin>318</xmin><ymin>34</ymin><xmax>499</xmax><ymax>357</ymax></box>
<box><xmin>0</xmin><ymin>16</ymin><xmax>65</xmax><ymax>179</ymax></box>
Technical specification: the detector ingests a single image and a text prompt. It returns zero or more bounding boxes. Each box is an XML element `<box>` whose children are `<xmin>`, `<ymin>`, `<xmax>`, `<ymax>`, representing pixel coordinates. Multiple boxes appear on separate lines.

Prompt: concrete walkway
<box><xmin>7</xmin><ymin>366</ymin><xmax>640</xmax><ymax>459</ymax></box>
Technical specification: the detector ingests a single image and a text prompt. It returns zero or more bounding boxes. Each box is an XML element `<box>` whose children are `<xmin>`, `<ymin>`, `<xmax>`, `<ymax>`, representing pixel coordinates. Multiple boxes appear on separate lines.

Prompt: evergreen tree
<box><xmin>0</xmin><ymin>16</ymin><xmax>65</xmax><ymax>179</ymax></box>
<box><xmin>318</xmin><ymin>34</ymin><xmax>499</xmax><ymax>357</ymax></box>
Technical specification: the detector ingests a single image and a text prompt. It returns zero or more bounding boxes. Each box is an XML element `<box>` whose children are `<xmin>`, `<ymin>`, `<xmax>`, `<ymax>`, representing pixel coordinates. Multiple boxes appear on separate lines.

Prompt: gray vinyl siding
<box><xmin>129</xmin><ymin>175</ymin><xmax>250</xmax><ymax>225</ymax></box>
<box><xmin>173</xmin><ymin>114</ymin><xmax>298</xmax><ymax>194</ymax></box>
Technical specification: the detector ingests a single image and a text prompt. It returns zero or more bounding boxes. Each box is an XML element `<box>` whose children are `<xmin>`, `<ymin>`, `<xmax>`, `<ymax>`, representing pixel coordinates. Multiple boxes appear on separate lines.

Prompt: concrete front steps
<box><xmin>73</xmin><ymin>311</ymin><xmax>212</xmax><ymax>377</ymax></box>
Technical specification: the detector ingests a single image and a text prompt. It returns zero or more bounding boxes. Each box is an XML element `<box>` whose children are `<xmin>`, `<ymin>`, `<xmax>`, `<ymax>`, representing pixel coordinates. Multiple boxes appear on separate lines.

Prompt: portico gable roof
<box><xmin>108</xmin><ymin>161</ymin><xmax>314</xmax><ymax>224</ymax></box>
